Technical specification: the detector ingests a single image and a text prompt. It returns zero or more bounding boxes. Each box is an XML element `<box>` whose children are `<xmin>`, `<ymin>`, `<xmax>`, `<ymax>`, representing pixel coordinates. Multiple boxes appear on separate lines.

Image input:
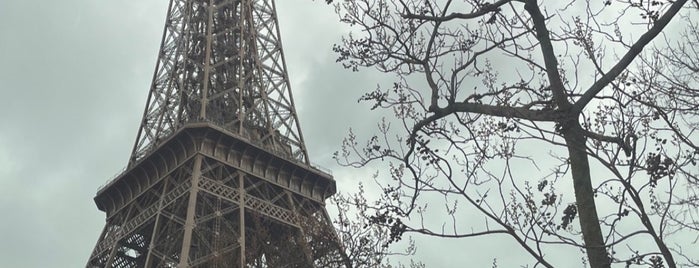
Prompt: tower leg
<box><xmin>178</xmin><ymin>155</ymin><xmax>203</xmax><ymax>267</ymax></box>
<box><xmin>143</xmin><ymin>177</ymin><xmax>170</xmax><ymax>267</ymax></box>
<box><xmin>239</xmin><ymin>173</ymin><xmax>246</xmax><ymax>267</ymax></box>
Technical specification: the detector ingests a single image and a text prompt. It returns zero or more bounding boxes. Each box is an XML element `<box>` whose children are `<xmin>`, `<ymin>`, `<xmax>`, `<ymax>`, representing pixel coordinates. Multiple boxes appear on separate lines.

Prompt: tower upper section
<box><xmin>130</xmin><ymin>0</ymin><xmax>308</xmax><ymax>166</ymax></box>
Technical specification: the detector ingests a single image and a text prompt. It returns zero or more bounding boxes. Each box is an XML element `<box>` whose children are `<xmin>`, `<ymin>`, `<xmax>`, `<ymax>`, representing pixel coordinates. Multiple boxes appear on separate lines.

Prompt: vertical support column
<box><xmin>144</xmin><ymin>177</ymin><xmax>171</xmax><ymax>267</ymax></box>
<box><xmin>199</xmin><ymin>0</ymin><xmax>215</xmax><ymax>119</ymax></box>
<box><xmin>287</xmin><ymin>192</ymin><xmax>314</xmax><ymax>267</ymax></box>
<box><xmin>239</xmin><ymin>173</ymin><xmax>246</xmax><ymax>267</ymax></box>
<box><xmin>178</xmin><ymin>155</ymin><xmax>203</xmax><ymax>267</ymax></box>
<box><xmin>236</xmin><ymin>0</ymin><xmax>248</xmax><ymax>135</ymax></box>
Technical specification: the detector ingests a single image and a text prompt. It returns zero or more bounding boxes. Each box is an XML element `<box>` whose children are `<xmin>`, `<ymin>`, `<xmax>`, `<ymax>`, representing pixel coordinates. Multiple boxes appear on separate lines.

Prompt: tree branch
<box><xmin>448</xmin><ymin>102</ymin><xmax>568</xmax><ymax>121</ymax></box>
<box><xmin>580</xmin><ymin>129</ymin><xmax>632</xmax><ymax>156</ymax></box>
<box><xmin>524</xmin><ymin>0</ymin><xmax>571</xmax><ymax>109</ymax></box>
<box><xmin>402</xmin><ymin>0</ymin><xmax>512</xmax><ymax>22</ymax></box>
<box><xmin>572</xmin><ymin>0</ymin><xmax>689</xmax><ymax>114</ymax></box>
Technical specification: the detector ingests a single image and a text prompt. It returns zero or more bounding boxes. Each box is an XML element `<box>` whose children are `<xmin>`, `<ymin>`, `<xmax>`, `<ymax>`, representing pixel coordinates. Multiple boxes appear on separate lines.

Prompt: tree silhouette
<box><xmin>330</xmin><ymin>0</ymin><xmax>698</xmax><ymax>267</ymax></box>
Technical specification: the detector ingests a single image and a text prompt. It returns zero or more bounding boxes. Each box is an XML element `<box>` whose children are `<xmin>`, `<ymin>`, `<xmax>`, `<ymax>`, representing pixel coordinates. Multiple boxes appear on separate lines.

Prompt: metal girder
<box><xmin>198</xmin><ymin>176</ymin><xmax>299</xmax><ymax>227</ymax></box>
<box><xmin>90</xmin><ymin>157</ymin><xmax>343</xmax><ymax>267</ymax></box>
<box><xmin>90</xmin><ymin>179</ymin><xmax>193</xmax><ymax>260</ymax></box>
<box><xmin>129</xmin><ymin>0</ymin><xmax>308</xmax><ymax>166</ymax></box>
<box><xmin>88</xmin><ymin>0</ymin><xmax>342</xmax><ymax>267</ymax></box>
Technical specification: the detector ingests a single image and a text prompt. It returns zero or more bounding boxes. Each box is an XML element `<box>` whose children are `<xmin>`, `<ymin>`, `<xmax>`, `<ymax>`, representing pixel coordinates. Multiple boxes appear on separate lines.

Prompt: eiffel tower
<box><xmin>87</xmin><ymin>0</ymin><xmax>340</xmax><ymax>267</ymax></box>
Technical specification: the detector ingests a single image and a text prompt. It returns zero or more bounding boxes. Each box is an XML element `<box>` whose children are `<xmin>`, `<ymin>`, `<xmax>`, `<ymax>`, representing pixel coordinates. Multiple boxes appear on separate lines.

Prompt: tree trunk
<box><xmin>564</xmin><ymin>122</ymin><xmax>610</xmax><ymax>268</ymax></box>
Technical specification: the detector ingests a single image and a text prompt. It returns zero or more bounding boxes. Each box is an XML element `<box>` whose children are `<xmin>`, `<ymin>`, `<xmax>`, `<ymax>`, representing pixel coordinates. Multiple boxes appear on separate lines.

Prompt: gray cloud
<box><xmin>2</xmin><ymin>0</ymin><xmax>655</xmax><ymax>267</ymax></box>
<box><xmin>0</xmin><ymin>0</ymin><xmax>397</xmax><ymax>266</ymax></box>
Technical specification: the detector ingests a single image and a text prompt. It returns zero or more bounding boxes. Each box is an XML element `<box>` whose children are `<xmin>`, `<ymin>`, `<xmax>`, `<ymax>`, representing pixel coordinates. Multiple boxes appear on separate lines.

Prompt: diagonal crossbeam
<box><xmin>198</xmin><ymin>176</ymin><xmax>300</xmax><ymax>227</ymax></box>
<box><xmin>88</xmin><ymin>0</ymin><xmax>339</xmax><ymax>266</ymax></box>
<box><xmin>90</xmin><ymin>180</ymin><xmax>192</xmax><ymax>258</ymax></box>
<box><xmin>129</xmin><ymin>0</ymin><xmax>309</xmax><ymax>166</ymax></box>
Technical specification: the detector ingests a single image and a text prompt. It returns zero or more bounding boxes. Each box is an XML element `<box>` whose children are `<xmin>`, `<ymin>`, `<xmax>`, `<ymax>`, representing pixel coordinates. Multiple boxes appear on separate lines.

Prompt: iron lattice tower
<box><xmin>87</xmin><ymin>0</ymin><xmax>340</xmax><ymax>267</ymax></box>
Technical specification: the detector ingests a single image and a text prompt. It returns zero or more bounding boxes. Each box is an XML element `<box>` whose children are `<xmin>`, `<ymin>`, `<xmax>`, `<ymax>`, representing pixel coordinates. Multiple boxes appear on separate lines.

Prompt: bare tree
<box><xmin>237</xmin><ymin>198</ymin><xmax>422</xmax><ymax>268</ymax></box>
<box><xmin>318</xmin><ymin>191</ymin><xmax>423</xmax><ymax>268</ymax></box>
<box><xmin>328</xmin><ymin>0</ymin><xmax>699</xmax><ymax>267</ymax></box>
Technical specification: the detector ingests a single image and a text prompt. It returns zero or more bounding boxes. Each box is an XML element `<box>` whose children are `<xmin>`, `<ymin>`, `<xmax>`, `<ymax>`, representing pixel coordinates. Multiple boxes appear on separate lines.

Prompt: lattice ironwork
<box><xmin>199</xmin><ymin>176</ymin><xmax>299</xmax><ymax>227</ymax></box>
<box><xmin>90</xmin><ymin>180</ymin><xmax>192</xmax><ymax>258</ymax></box>
<box><xmin>129</xmin><ymin>0</ymin><xmax>308</xmax><ymax>166</ymax></box>
<box><xmin>88</xmin><ymin>0</ymin><xmax>342</xmax><ymax>267</ymax></box>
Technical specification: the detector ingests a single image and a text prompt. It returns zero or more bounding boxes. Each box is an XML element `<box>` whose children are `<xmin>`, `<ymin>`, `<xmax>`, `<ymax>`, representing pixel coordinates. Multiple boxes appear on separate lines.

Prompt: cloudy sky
<box><xmin>0</xmin><ymin>0</ymin><xmax>399</xmax><ymax>267</ymax></box>
<box><xmin>0</xmin><ymin>0</ymin><xmax>511</xmax><ymax>264</ymax></box>
<box><xmin>1</xmin><ymin>0</ymin><xmax>696</xmax><ymax>267</ymax></box>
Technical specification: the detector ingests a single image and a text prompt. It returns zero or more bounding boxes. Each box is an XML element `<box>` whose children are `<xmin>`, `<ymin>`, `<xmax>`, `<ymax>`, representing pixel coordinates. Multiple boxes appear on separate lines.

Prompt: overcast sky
<box><xmin>1</xmin><ymin>1</ymin><xmax>696</xmax><ymax>267</ymax></box>
<box><xmin>0</xmin><ymin>0</ymin><xmax>400</xmax><ymax>267</ymax></box>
